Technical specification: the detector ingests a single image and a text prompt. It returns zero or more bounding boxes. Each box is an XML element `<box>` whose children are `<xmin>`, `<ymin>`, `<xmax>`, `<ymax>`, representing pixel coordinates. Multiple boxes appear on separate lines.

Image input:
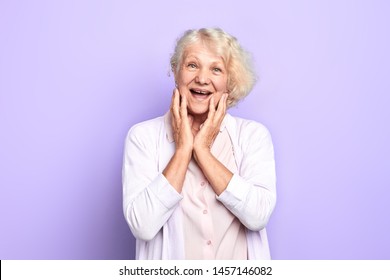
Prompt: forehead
<box><xmin>183</xmin><ymin>42</ymin><xmax>225</xmax><ymax>64</ymax></box>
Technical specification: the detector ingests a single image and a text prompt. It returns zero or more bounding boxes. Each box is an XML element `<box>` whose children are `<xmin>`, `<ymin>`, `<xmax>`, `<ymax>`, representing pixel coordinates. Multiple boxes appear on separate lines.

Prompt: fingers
<box><xmin>216</xmin><ymin>93</ymin><xmax>228</xmax><ymax>118</ymax></box>
<box><xmin>206</xmin><ymin>93</ymin><xmax>227</xmax><ymax>125</ymax></box>
<box><xmin>171</xmin><ymin>88</ymin><xmax>180</xmax><ymax>121</ymax></box>
<box><xmin>172</xmin><ymin>88</ymin><xmax>190</xmax><ymax>120</ymax></box>
<box><xmin>180</xmin><ymin>93</ymin><xmax>188</xmax><ymax>119</ymax></box>
<box><xmin>206</xmin><ymin>95</ymin><xmax>216</xmax><ymax>121</ymax></box>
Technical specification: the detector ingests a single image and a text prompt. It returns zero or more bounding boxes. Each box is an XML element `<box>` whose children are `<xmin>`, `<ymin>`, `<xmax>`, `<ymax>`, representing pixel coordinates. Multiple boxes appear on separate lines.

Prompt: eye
<box><xmin>187</xmin><ymin>63</ymin><xmax>197</xmax><ymax>69</ymax></box>
<box><xmin>213</xmin><ymin>67</ymin><xmax>223</xmax><ymax>73</ymax></box>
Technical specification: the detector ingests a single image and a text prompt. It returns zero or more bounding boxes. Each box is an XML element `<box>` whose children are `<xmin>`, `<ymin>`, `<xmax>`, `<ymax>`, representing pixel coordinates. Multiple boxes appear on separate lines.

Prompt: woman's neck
<box><xmin>191</xmin><ymin>114</ymin><xmax>207</xmax><ymax>131</ymax></box>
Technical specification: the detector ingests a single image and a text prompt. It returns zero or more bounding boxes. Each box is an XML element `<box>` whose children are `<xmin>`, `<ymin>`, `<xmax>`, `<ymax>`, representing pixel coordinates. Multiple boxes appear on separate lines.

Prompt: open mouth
<box><xmin>190</xmin><ymin>89</ymin><xmax>212</xmax><ymax>97</ymax></box>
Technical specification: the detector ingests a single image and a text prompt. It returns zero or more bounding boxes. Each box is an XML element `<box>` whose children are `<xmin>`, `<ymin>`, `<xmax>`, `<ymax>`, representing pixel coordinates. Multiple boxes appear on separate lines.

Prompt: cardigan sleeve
<box><xmin>217</xmin><ymin>121</ymin><xmax>276</xmax><ymax>231</ymax></box>
<box><xmin>122</xmin><ymin>121</ymin><xmax>182</xmax><ymax>241</ymax></box>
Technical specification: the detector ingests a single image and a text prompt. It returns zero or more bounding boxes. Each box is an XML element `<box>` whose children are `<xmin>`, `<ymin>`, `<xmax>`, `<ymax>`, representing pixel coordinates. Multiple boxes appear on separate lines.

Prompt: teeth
<box><xmin>192</xmin><ymin>89</ymin><xmax>210</xmax><ymax>95</ymax></box>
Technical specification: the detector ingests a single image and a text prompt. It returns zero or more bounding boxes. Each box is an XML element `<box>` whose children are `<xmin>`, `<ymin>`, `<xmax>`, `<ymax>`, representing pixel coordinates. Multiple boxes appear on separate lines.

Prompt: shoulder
<box><xmin>226</xmin><ymin>114</ymin><xmax>272</xmax><ymax>141</ymax></box>
<box><xmin>126</xmin><ymin>115</ymin><xmax>166</xmax><ymax>143</ymax></box>
<box><xmin>225</xmin><ymin>114</ymin><xmax>275</xmax><ymax>159</ymax></box>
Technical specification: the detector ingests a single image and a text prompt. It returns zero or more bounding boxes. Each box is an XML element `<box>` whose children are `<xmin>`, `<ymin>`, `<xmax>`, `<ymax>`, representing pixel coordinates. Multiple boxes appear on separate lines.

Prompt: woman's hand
<box><xmin>170</xmin><ymin>88</ymin><xmax>194</xmax><ymax>155</ymax></box>
<box><xmin>162</xmin><ymin>89</ymin><xmax>194</xmax><ymax>193</ymax></box>
<box><xmin>193</xmin><ymin>93</ymin><xmax>228</xmax><ymax>155</ymax></box>
<box><xmin>192</xmin><ymin>93</ymin><xmax>232</xmax><ymax>195</ymax></box>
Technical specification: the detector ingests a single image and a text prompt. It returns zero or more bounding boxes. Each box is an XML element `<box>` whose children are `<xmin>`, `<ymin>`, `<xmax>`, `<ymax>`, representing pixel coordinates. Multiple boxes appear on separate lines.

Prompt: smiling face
<box><xmin>174</xmin><ymin>42</ymin><xmax>228</xmax><ymax>121</ymax></box>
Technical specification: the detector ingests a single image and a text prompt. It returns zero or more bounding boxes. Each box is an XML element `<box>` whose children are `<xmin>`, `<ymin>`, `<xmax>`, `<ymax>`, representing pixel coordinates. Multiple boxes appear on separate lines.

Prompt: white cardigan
<box><xmin>122</xmin><ymin>113</ymin><xmax>276</xmax><ymax>259</ymax></box>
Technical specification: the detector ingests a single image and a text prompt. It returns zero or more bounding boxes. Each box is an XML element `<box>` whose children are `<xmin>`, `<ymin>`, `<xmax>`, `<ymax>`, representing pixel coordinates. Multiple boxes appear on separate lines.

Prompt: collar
<box><xmin>164</xmin><ymin>111</ymin><xmax>175</xmax><ymax>143</ymax></box>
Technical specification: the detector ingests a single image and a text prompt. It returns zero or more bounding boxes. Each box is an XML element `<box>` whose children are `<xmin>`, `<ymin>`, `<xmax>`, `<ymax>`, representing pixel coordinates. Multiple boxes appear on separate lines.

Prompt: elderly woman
<box><xmin>123</xmin><ymin>28</ymin><xmax>276</xmax><ymax>260</ymax></box>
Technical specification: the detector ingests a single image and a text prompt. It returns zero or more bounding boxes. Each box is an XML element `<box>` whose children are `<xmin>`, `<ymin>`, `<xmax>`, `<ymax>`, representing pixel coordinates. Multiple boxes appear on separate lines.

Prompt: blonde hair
<box><xmin>170</xmin><ymin>28</ymin><xmax>257</xmax><ymax>107</ymax></box>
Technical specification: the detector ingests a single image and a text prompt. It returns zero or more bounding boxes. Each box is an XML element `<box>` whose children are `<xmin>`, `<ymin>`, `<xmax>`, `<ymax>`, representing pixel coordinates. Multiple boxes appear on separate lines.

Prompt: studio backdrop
<box><xmin>1</xmin><ymin>0</ymin><xmax>389</xmax><ymax>259</ymax></box>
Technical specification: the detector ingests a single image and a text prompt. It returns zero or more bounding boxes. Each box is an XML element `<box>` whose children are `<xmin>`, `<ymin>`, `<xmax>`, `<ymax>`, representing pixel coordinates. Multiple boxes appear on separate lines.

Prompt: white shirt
<box><xmin>122</xmin><ymin>112</ymin><xmax>276</xmax><ymax>259</ymax></box>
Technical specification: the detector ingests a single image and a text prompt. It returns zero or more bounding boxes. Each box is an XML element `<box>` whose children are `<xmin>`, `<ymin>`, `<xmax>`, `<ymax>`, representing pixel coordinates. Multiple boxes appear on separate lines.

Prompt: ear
<box><xmin>171</xmin><ymin>63</ymin><xmax>177</xmax><ymax>76</ymax></box>
<box><xmin>172</xmin><ymin>67</ymin><xmax>179</xmax><ymax>88</ymax></box>
<box><xmin>226</xmin><ymin>92</ymin><xmax>234</xmax><ymax>108</ymax></box>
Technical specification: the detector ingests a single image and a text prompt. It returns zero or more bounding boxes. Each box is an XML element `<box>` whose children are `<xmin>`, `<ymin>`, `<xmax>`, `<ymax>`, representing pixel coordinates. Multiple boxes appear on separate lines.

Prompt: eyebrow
<box><xmin>184</xmin><ymin>55</ymin><xmax>199</xmax><ymax>61</ymax></box>
<box><xmin>184</xmin><ymin>55</ymin><xmax>225</xmax><ymax>66</ymax></box>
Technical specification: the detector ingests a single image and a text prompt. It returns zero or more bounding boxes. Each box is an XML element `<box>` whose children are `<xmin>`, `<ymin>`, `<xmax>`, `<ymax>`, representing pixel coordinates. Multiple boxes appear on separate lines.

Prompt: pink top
<box><xmin>181</xmin><ymin>122</ymin><xmax>247</xmax><ymax>259</ymax></box>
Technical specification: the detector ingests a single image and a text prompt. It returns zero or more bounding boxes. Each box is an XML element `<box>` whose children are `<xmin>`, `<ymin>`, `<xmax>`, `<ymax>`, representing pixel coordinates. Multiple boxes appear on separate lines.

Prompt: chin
<box><xmin>188</xmin><ymin>105</ymin><xmax>209</xmax><ymax>117</ymax></box>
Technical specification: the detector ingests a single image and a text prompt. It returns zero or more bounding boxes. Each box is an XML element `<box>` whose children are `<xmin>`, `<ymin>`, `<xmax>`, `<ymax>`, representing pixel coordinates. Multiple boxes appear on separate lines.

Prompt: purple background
<box><xmin>1</xmin><ymin>0</ymin><xmax>389</xmax><ymax>259</ymax></box>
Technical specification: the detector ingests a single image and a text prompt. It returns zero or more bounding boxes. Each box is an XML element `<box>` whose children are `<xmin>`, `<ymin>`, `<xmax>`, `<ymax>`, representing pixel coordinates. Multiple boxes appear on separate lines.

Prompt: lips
<box><xmin>190</xmin><ymin>88</ymin><xmax>212</xmax><ymax>97</ymax></box>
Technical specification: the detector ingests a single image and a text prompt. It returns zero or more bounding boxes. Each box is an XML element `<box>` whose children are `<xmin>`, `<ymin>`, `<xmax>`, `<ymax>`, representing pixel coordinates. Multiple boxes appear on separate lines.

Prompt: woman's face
<box><xmin>175</xmin><ymin>42</ymin><xmax>228</xmax><ymax>119</ymax></box>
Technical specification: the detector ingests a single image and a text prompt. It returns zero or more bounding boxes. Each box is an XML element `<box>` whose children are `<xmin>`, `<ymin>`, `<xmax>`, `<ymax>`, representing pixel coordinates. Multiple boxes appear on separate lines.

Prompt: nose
<box><xmin>195</xmin><ymin>69</ymin><xmax>210</xmax><ymax>85</ymax></box>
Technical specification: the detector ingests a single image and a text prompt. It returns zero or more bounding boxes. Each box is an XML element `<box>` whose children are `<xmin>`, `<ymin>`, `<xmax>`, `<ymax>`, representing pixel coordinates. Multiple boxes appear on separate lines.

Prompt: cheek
<box><xmin>176</xmin><ymin>72</ymin><xmax>191</xmax><ymax>86</ymax></box>
<box><xmin>215</xmin><ymin>78</ymin><xmax>228</xmax><ymax>92</ymax></box>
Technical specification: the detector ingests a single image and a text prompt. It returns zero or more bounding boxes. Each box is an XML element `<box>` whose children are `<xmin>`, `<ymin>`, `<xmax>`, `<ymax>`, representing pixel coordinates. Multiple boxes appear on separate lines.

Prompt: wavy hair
<box><xmin>170</xmin><ymin>28</ymin><xmax>257</xmax><ymax>107</ymax></box>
